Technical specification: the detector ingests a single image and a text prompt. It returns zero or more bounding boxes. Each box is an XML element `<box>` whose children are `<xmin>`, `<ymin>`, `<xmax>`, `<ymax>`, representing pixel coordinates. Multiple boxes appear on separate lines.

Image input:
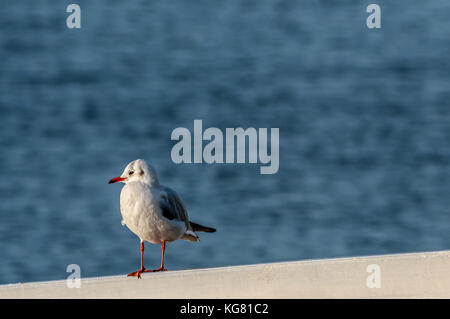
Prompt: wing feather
<box><xmin>159</xmin><ymin>187</ymin><xmax>192</xmax><ymax>231</ymax></box>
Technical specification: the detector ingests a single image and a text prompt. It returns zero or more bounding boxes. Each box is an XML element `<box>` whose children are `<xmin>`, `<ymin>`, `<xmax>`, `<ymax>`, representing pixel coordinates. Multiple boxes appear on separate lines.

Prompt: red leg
<box><xmin>127</xmin><ymin>241</ymin><xmax>146</xmax><ymax>278</ymax></box>
<box><xmin>151</xmin><ymin>241</ymin><xmax>167</xmax><ymax>272</ymax></box>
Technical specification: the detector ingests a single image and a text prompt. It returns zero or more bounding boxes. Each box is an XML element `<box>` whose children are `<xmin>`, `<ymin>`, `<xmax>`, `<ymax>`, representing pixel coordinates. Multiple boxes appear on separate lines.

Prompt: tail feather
<box><xmin>190</xmin><ymin>222</ymin><xmax>216</xmax><ymax>233</ymax></box>
<box><xmin>181</xmin><ymin>230</ymin><xmax>200</xmax><ymax>242</ymax></box>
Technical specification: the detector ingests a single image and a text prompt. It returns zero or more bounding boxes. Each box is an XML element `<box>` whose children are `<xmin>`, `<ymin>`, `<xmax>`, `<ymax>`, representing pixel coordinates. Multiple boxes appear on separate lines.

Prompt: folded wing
<box><xmin>159</xmin><ymin>187</ymin><xmax>200</xmax><ymax>242</ymax></box>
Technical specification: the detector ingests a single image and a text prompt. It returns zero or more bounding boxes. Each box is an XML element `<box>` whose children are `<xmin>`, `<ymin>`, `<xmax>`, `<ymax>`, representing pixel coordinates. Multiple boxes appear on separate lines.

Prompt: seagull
<box><xmin>108</xmin><ymin>159</ymin><xmax>216</xmax><ymax>278</ymax></box>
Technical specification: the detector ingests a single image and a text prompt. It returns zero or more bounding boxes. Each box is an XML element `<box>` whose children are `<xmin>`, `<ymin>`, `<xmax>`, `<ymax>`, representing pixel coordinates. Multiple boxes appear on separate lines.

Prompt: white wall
<box><xmin>1</xmin><ymin>250</ymin><xmax>450</xmax><ymax>298</ymax></box>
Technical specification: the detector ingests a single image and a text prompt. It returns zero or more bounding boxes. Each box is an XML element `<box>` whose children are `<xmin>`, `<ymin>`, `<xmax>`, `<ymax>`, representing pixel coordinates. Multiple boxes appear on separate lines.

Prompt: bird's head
<box><xmin>108</xmin><ymin>159</ymin><xmax>160</xmax><ymax>186</ymax></box>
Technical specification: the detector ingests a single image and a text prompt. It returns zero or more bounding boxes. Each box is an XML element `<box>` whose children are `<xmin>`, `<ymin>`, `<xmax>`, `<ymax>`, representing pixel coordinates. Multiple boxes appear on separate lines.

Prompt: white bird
<box><xmin>108</xmin><ymin>159</ymin><xmax>216</xmax><ymax>278</ymax></box>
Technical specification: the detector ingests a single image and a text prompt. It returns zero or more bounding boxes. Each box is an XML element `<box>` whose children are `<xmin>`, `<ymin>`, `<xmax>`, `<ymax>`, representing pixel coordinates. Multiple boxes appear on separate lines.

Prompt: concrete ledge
<box><xmin>1</xmin><ymin>250</ymin><xmax>450</xmax><ymax>298</ymax></box>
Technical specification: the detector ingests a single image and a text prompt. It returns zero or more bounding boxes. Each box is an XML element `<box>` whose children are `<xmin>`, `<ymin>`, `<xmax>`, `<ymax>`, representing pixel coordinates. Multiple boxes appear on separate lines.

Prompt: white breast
<box><xmin>120</xmin><ymin>182</ymin><xmax>187</xmax><ymax>244</ymax></box>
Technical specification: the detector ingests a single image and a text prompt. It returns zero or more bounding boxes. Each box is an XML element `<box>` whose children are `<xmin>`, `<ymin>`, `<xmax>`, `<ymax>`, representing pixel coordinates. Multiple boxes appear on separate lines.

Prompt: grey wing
<box><xmin>159</xmin><ymin>187</ymin><xmax>192</xmax><ymax>231</ymax></box>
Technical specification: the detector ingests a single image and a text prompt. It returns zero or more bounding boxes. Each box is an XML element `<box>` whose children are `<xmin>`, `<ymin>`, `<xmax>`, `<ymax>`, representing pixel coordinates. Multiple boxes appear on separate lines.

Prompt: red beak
<box><xmin>108</xmin><ymin>176</ymin><xmax>126</xmax><ymax>184</ymax></box>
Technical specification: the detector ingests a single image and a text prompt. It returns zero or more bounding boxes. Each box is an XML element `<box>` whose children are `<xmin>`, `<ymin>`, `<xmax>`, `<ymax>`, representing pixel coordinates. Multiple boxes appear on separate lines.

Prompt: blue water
<box><xmin>0</xmin><ymin>1</ymin><xmax>449</xmax><ymax>284</ymax></box>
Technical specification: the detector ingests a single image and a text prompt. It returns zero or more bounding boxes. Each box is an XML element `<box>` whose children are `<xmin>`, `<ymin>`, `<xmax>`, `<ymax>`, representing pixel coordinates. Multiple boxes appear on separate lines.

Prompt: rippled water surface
<box><xmin>0</xmin><ymin>1</ymin><xmax>449</xmax><ymax>284</ymax></box>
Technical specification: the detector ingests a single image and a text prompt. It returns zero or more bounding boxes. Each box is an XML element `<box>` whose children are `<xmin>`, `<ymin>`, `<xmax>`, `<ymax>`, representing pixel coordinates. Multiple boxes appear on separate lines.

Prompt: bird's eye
<box><xmin>129</xmin><ymin>170</ymin><xmax>134</xmax><ymax>175</ymax></box>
